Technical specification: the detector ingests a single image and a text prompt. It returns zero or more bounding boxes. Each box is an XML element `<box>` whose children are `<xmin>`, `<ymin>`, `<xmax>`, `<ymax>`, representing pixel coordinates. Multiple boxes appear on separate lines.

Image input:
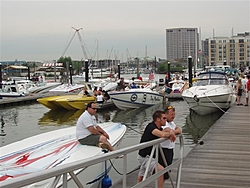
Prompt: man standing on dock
<box><xmin>159</xmin><ymin>105</ymin><xmax>182</xmax><ymax>180</ymax></box>
<box><xmin>137</xmin><ymin>111</ymin><xmax>175</xmax><ymax>188</ymax></box>
<box><xmin>244</xmin><ymin>74</ymin><xmax>250</xmax><ymax>106</ymax></box>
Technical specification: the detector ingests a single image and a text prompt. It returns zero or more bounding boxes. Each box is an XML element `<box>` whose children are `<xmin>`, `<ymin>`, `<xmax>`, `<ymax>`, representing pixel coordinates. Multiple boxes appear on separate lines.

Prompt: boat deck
<box><xmin>113</xmin><ymin>101</ymin><xmax>250</xmax><ymax>187</ymax></box>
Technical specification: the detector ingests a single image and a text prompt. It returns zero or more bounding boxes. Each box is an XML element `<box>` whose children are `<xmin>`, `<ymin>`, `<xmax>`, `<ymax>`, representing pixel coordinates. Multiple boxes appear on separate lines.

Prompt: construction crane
<box><xmin>61</xmin><ymin>27</ymin><xmax>88</xmax><ymax>60</ymax></box>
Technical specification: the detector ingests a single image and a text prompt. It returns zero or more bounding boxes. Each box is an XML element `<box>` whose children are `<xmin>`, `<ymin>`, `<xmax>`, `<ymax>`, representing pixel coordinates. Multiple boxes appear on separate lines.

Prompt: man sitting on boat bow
<box><xmin>76</xmin><ymin>102</ymin><xmax>114</xmax><ymax>151</ymax></box>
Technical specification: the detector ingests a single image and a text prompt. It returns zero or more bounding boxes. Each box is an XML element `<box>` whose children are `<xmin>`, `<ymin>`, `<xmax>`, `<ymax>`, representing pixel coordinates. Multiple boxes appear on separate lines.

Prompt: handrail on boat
<box><xmin>0</xmin><ymin>135</ymin><xmax>184</xmax><ymax>188</ymax></box>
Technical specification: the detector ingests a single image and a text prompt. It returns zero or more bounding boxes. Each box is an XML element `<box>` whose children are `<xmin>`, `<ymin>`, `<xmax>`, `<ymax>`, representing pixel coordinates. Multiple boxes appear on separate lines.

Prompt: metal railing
<box><xmin>0</xmin><ymin>135</ymin><xmax>184</xmax><ymax>188</ymax></box>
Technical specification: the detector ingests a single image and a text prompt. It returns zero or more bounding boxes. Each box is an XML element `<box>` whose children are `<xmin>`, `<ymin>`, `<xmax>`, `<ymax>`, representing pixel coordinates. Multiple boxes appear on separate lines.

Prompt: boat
<box><xmin>108</xmin><ymin>88</ymin><xmax>165</xmax><ymax>110</ymax></box>
<box><xmin>0</xmin><ymin>122</ymin><xmax>127</xmax><ymax>187</ymax></box>
<box><xmin>0</xmin><ymin>84</ymin><xmax>26</xmax><ymax>98</ymax></box>
<box><xmin>60</xmin><ymin>95</ymin><xmax>97</xmax><ymax>110</ymax></box>
<box><xmin>49</xmin><ymin>83</ymin><xmax>85</xmax><ymax>94</ymax></box>
<box><xmin>28</xmin><ymin>82</ymin><xmax>62</xmax><ymax>94</ymax></box>
<box><xmin>37</xmin><ymin>94</ymin><xmax>96</xmax><ymax>110</ymax></box>
<box><xmin>181</xmin><ymin>71</ymin><xmax>236</xmax><ymax>115</ymax></box>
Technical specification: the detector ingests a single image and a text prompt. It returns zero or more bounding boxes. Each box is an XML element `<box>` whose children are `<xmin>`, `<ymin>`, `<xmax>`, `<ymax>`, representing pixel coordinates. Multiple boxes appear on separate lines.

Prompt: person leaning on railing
<box><xmin>137</xmin><ymin>111</ymin><xmax>175</xmax><ymax>188</ymax></box>
<box><xmin>159</xmin><ymin>105</ymin><xmax>182</xmax><ymax>180</ymax></box>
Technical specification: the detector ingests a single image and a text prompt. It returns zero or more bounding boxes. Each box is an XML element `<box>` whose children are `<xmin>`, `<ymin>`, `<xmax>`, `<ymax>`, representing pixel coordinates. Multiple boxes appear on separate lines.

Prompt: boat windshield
<box><xmin>196</xmin><ymin>73</ymin><xmax>228</xmax><ymax>86</ymax></box>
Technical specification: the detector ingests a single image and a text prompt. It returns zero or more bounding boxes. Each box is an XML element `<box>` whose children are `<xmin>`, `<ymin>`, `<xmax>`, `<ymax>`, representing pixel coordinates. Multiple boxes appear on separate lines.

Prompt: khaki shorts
<box><xmin>78</xmin><ymin>134</ymin><xmax>100</xmax><ymax>146</ymax></box>
<box><xmin>137</xmin><ymin>155</ymin><xmax>157</xmax><ymax>177</ymax></box>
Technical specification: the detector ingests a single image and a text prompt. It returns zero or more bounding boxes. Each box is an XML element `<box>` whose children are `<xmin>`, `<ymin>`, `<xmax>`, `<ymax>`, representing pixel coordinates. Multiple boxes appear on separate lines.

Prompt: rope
<box><xmin>109</xmin><ymin>159</ymin><xmax>140</xmax><ymax>175</ymax></box>
<box><xmin>205</xmin><ymin>94</ymin><xmax>228</xmax><ymax>114</ymax></box>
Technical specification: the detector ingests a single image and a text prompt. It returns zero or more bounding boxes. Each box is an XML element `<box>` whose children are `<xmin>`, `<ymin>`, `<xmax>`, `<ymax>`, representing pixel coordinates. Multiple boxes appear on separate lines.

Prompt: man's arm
<box><xmin>96</xmin><ymin>126</ymin><xmax>110</xmax><ymax>139</ymax></box>
<box><xmin>87</xmin><ymin>126</ymin><xmax>101</xmax><ymax>135</ymax></box>
<box><xmin>152</xmin><ymin>129</ymin><xmax>171</xmax><ymax>139</ymax></box>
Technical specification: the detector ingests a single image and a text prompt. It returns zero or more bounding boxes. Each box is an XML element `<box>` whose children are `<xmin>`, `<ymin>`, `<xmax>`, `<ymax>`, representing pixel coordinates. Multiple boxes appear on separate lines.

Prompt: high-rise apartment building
<box><xmin>204</xmin><ymin>32</ymin><xmax>250</xmax><ymax>67</ymax></box>
<box><xmin>166</xmin><ymin>28</ymin><xmax>199</xmax><ymax>62</ymax></box>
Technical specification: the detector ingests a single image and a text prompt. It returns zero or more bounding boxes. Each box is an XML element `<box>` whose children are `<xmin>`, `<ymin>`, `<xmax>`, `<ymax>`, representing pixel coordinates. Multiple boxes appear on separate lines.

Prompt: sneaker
<box><xmin>244</xmin><ymin>104</ymin><xmax>249</xmax><ymax>106</ymax></box>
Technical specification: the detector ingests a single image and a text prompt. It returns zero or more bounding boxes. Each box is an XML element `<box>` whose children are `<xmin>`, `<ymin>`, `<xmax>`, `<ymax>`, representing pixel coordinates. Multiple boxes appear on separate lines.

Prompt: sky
<box><xmin>0</xmin><ymin>0</ymin><xmax>249</xmax><ymax>62</ymax></box>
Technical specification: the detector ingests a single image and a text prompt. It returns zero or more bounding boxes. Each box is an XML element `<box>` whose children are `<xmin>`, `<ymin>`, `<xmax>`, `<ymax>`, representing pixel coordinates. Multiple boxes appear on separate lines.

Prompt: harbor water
<box><xmin>0</xmin><ymin>73</ymin><xmax>225</xmax><ymax>186</ymax></box>
<box><xmin>0</xmin><ymin>100</ymin><xmax>224</xmax><ymax>152</ymax></box>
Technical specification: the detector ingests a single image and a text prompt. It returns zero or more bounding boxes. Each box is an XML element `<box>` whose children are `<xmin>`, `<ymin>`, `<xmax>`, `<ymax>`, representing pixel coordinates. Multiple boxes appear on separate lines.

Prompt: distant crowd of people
<box><xmin>235</xmin><ymin>73</ymin><xmax>250</xmax><ymax>106</ymax></box>
<box><xmin>82</xmin><ymin>86</ymin><xmax>110</xmax><ymax>104</ymax></box>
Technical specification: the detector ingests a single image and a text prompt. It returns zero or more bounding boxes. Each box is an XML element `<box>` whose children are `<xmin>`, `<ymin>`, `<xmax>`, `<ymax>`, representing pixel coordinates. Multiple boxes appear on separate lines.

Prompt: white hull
<box><xmin>108</xmin><ymin>88</ymin><xmax>164</xmax><ymax>110</ymax></box>
<box><xmin>49</xmin><ymin>84</ymin><xmax>85</xmax><ymax>93</ymax></box>
<box><xmin>182</xmin><ymin>91</ymin><xmax>236</xmax><ymax>115</ymax></box>
<box><xmin>29</xmin><ymin>83</ymin><xmax>62</xmax><ymax>94</ymax></box>
<box><xmin>182</xmin><ymin>71</ymin><xmax>237</xmax><ymax>115</ymax></box>
<box><xmin>0</xmin><ymin>122</ymin><xmax>126</xmax><ymax>187</ymax></box>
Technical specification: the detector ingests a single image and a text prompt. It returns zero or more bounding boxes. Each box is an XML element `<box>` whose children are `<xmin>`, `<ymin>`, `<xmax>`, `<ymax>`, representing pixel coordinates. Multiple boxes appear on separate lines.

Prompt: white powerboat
<box><xmin>0</xmin><ymin>122</ymin><xmax>126</xmax><ymax>187</ymax></box>
<box><xmin>108</xmin><ymin>88</ymin><xmax>164</xmax><ymax>110</ymax></box>
<box><xmin>0</xmin><ymin>84</ymin><xmax>26</xmax><ymax>98</ymax></box>
<box><xmin>181</xmin><ymin>71</ymin><xmax>236</xmax><ymax>115</ymax></box>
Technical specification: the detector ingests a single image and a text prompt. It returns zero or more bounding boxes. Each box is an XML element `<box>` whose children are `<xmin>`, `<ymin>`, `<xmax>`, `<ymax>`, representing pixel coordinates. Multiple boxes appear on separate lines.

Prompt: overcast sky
<box><xmin>1</xmin><ymin>0</ymin><xmax>249</xmax><ymax>62</ymax></box>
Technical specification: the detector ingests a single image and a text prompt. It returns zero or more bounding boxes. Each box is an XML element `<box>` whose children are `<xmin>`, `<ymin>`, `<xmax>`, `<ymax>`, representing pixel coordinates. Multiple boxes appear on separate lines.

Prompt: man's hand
<box><xmin>103</xmin><ymin>132</ymin><xmax>110</xmax><ymax>140</ymax></box>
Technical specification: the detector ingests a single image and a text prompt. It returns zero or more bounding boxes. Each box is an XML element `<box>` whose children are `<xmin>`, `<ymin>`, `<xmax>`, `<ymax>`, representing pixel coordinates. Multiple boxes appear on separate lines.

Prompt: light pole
<box><xmin>0</xmin><ymin>63</ymin><xmax>2</xmax><ymax>89</ymax></box>
<box><xmin>85</xmin><ymin>59</ymin><xmax>89</xmax><ymax>82</ymax></box>
<box><xmin>168</xmin><ymin>62</ymin><xmax>171</xmax><ymax>83</ymax></box>
<box><xmin>69</xmin><ymin>64</ymin><xmax>73</xmax><ymax>85</ymax></box>
<box><xmin>188</xmin><ymin>56</ymin><xmax>193</xmax><ymax>87</ymax></box>
<box><xmin>54</xmin><ymin>60</ymin><xmax>57</xmax><ymax>82</ymax></box>
<box><xmin>118</xmin><ymin>63</ymin><xmax>121</xmax><ymax>79</ymax></box>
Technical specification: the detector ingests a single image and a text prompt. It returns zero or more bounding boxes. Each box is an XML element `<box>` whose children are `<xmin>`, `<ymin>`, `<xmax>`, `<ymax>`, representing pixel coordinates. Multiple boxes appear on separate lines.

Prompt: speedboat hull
<box><xmin>0</xmin><ymin>122</ymin><xmax>127</xmax><ymax>187</ymax></box>
<box><xmin>37</xmin><ymin>96</ymin><xmax>67</xmax><ymax>110</ymax></box>
<box><xmin>182</xmin><ymin>89</ymin><xmax>236</xmax><ymax>115</ymax></box>
<box><xmin>108</xmin><ymin>88</ymin><xmax>164</xmax><ymax>110</ymax></box>
<box><xmin>67</xmin><ymin>96</ymin><xmax>97</xmax><ymax>110</ymax></box>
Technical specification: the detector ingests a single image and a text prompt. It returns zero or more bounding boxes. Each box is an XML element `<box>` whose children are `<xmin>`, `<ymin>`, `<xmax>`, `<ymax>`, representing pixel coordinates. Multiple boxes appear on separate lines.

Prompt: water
<box><xmin>0</xmin><ymin>100</ymin><xmax>223</xmax><ymax>149</ymax></box>
<box><xmin>0</xmin><ymin>96</ymin><xmax>224</xmax><ymax>187</ymax></box>
<box><xmin>0</xmin><ymin>73</ymin><xmax>225</xmax><ymax>186</ymax></box>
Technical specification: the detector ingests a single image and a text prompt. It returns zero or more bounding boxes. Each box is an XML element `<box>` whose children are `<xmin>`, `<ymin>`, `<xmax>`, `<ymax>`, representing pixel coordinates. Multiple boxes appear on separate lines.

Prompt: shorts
<box><xmin>158</xmin><ymin>148</ymin><xmax>174</xmax><ymax>179</ymax></box>
<box><xmin>137</xmin><ymin>155</ymin><xmax>157</xmax><ymax>177</ymax></box>
<box><xmin>237</xmin><ymin>89</ymin><xmax>243</xmax><ymax>96</ymax></box>
<box><xmin>247</xmin><ymin>91</ymin><xmax>250</xmax><ymax>99</ymax></box>
<box><xmin>78</xmin><ymin>134</ymin><xmax>100</xmax><ymax>146</ymax></box>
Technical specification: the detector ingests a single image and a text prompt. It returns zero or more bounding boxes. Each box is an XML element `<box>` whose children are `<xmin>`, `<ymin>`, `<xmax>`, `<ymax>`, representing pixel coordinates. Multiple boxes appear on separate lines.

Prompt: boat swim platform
<box><xmin>113</xmin><ymin>102</ymin><xmax>250</xmax><ymax>188</ymax></box>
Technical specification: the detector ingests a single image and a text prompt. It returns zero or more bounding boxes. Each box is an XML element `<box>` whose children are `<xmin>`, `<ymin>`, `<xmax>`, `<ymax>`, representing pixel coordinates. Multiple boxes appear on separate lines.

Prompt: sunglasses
<box><xmin>91</xmin><ymin>108</ymin><xmax>97</xmax><ymax>110</ymax></box>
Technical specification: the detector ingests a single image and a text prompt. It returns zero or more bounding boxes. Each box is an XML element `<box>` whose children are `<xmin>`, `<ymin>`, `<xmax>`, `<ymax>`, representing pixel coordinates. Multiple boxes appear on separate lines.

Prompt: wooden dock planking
<box><xmin>113</xmin><ymin>102</ymin><xmax>250</xmax><ymax>188</ymax></box>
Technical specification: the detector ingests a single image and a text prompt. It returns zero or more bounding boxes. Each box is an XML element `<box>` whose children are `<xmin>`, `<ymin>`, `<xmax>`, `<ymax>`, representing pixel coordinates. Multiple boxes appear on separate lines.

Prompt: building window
<box><xmin>239</xmin><ymin>39</ymin><xmax>244</xmax><ymax>43</ymax></box>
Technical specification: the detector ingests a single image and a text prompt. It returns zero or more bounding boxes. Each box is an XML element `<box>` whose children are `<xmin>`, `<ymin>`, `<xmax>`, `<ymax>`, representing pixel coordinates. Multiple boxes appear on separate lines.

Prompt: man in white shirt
<box><xmin>76</xmin><ymin>102</ymin><xmax>114</xmax><ymax>151</ymax></box>
<box><xmin>159</xmin><ymin>105</ymin><xmax>182</xmax><ymax>180</ymax></box>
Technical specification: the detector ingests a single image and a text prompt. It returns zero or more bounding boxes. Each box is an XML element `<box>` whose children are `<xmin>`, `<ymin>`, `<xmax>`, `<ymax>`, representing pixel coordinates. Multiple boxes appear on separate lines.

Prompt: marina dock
<box><xmin>113</xmin><ymin>102</ymin><xmax>250</xmax><ymax>187</ymax></box>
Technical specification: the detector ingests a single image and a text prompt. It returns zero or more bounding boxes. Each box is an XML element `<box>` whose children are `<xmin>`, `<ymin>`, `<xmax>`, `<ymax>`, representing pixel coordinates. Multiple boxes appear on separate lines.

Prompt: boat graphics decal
<box><xmin>0</xmin><ymin>123</ymin><xmax>125</xmax><ymax>183</ymax></box>
<box><xmin>130</xmin><ymin>93</ymin><xmax>138</xmax><ymax>102</ymax></box>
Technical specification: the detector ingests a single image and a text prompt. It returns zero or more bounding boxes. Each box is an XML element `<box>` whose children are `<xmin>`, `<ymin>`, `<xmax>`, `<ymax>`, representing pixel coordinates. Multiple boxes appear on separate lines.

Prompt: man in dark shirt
<box><xmin>137</xmin><ymin>111</ymin><xmax>176</xmax><ymax>188</ymax></box>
